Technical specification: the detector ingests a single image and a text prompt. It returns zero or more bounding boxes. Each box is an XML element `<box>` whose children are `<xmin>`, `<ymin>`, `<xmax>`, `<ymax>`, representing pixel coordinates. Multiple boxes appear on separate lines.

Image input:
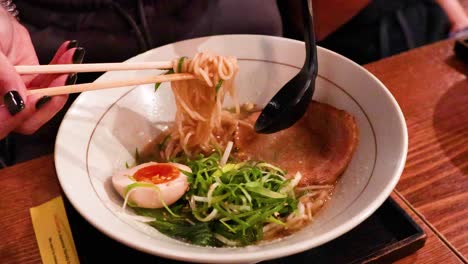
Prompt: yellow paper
<box><xmin>30</xmin><ymin>196</ymin><xmax>80</xmax><ymax>264</ymax></box>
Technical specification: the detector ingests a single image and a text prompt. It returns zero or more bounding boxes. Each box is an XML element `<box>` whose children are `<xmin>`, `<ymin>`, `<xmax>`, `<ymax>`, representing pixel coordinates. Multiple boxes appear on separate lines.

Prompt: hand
<box><xmin>0</xmin><ymin>8</ymin><xmax>84</xmax><ymax>139</ymax></box>
<box><xmin>450</xmin><ymin>15</ymin><xmax>468</xmax><ymax>37</ymax></box>
<box><xmin>434</xmin><ymin>0</ymin><xmax>468</xmax><ymax>36</ymax></box>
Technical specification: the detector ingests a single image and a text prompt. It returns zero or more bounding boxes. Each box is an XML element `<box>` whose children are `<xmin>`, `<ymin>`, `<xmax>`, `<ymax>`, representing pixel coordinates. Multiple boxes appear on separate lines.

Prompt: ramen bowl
<box><xmin>54</xmin><ymin>35</ymin><xmax>407</xmax><ymax>263</ymax></box>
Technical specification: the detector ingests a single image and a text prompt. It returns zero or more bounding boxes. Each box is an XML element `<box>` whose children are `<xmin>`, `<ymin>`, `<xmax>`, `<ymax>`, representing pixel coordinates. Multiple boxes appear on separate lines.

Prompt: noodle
<box><xmin>142</xmin><ymin>51</ymin><xmax>338</xmax><ymax>245</ymax></box>
<box><xmin>162</xmin><ymin>52</ymin><xmax>240</xmax><ymax>159</ymax></box>
<box><xmin>263</xmin><ymin>188</ymin><xmax>332</xmax><ymax>241</ymax></box>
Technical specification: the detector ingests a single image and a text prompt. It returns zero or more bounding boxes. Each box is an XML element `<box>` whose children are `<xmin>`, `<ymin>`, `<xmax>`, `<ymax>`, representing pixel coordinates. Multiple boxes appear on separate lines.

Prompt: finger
<box><xmin>22</xmin><ymin>40</ymin><xmax>77</xmax><ymax>84</ymax></box>
<box><xmin>0</xmin><ymin>52</ymin><xmax>31</xmax><ymax>139</ymax></box>
<box><xmin>14</xmin><ymin>74</ymin><xmax>70</xmax><ymax>135</ymax></box>
<box><xmin>29</xmin><ymin>47</ymin><xmax>78</xmax><ymax>89</ymax></box>
<box><xmin>51</xmin><ymin>40</ymin><xmax>78</xmax><ymax>64</ymax></box>
<box><xmin>8</xmin><ymin>17</ymin><xmax>39</xmax><ymax>65</ymax></box>
<box><xmin>12</xmin><ymin>22</ymin><xmax>41</xmax><ymax>84</ymax></box>
<box><xmin>29</xmin><ymin>45</ymin><xmax>83</xmax><ymax>89</ymax></box>
<box><xmin>15</xmin><ymin>45</ymin><xmax>83</xmax><ymax>135</ymax></box>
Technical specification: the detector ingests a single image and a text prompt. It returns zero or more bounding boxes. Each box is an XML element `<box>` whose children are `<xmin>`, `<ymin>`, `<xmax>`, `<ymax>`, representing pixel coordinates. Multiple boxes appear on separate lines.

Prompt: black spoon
<box><xmin>254</xmin><ymin>0</ymin><xmax>318</xmax><ymax>134</ymax></box>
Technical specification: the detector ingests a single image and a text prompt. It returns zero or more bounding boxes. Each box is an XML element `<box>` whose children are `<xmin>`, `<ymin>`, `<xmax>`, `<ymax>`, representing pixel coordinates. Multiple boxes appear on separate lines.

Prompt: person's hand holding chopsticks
<box><xmin>0</xmin><ymin>7</ymin><xmax>84</xmax><ymax>140</ymax></box>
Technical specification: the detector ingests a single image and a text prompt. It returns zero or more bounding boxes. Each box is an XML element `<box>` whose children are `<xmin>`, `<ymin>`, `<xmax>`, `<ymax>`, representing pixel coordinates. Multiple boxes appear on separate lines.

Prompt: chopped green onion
<box><xmin>214</xmin><ymin>233</ymin><xmax>240</xmax><ymax>246</ymax></box>
<box><xmin>178</xmin><ymin>57</ymin><xmax>187</xmax><ymax>73</ymax></box>
<box><xmin>244</xmin><ymin>183</ymin><xmax>287</xmax><ymax>199</ymax></box>
<box><xmin>154</xmin><ymin>69</ymin><xmax>174</xmax><ymax>91</ymax></box>
<box><xmin>134</xmin><ymin>148</ymin><xmax>141</xmax><ymax>164</ymax></box>
<box><xmin>122</xmin><ymin>182</ymin><xmax>155</xmax><ymax>210</ymax></box>
<box><xmin>124</xmin><ymin>182</ymin><xmax>155</xmax><ymax>197</ymax></box>
<box><xmin>130</xmin><ymin>152</ymin><xmax>300</xmax><ymax>246</ymax></box>
<box><xmin>123</xmin><ymin>182</ymin><xmax>179</xmax><ymax>217</ymax></box>
<box><xmin>158</xmin><ymin>134</ymin><xmax>171</xmax><ymax>150</ymax></box>
<box><xmin>215</xmin><ymin>80</ymin><xmax>223</xmax><ymax>93</ymax></box>
<box><xmin>266</xmin><ymin>216</ymin><xmax>285</xmax><ymax>226</ymax></box>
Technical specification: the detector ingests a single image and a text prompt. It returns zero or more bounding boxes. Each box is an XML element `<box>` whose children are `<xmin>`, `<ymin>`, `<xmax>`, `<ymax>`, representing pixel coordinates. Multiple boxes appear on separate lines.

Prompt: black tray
<box><xmin>65</xmin><ymin>197</ymin><xmax>426</xmax><ymax>264</ymax></box>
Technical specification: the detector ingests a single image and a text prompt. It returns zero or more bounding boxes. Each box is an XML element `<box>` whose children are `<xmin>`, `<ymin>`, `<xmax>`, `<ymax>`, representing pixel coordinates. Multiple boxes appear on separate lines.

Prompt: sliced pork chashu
<box><xmin>235</xmin><ymin>101</ymin><xmax>359</xmax><ymax>186</ymax></box>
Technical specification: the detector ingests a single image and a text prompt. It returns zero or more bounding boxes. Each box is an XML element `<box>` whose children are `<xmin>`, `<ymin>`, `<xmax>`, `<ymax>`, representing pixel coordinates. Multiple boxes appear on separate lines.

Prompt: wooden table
<box><xmin>366</xmin><ymin>39</ymin><xmax>468</xmax><ymax>260</ymax></box>
<box><xmin>1</xmin><ymin>39</ymin><xmax>467</xmax><ymax>263</ymax></box>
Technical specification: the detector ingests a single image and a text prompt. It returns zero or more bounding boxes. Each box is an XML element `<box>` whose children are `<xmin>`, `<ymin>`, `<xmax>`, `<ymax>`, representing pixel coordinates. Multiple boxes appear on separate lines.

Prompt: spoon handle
<box><xmin>302</xmin><ymin>0</ymin><xmax>318</xmax><ymax>76</ymax></box>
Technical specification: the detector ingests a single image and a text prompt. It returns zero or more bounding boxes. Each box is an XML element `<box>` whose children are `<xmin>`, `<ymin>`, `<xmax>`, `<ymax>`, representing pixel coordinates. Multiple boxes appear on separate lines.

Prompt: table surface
<box><xmin>366</xmin><ymin>39</ymin><xmax>468</xmax><ymax>259</ymax></box>
<box><xmin>1</xmin><ymin>39</ymin><xmax>467</xmax><ymax>263</ymax></box>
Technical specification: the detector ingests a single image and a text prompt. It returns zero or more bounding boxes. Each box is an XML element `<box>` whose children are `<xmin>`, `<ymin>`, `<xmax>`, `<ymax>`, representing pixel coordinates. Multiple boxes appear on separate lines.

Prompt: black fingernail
<box><xmin>35</xmin><ymin>96</ymin><xmax>51</xmax><ymax>109</ymax></box>
<box><xmin>73</xmin><ymin>47</ymin><xmax>85</xmax><ymax>64</ymax></box>
<box><xmin>3</xmin><ymin>91</ymin><xmax>25</xmax><ymax>116</ymax></box>
<box><xmin>66</xmin><ymin>40</ymin><xmax>78</xmax><ymax>49</ymax></box>
<box><xmin>66</xmin><ymin>73</ymin><xmax>78</xmax><ymax>85</ymax></box>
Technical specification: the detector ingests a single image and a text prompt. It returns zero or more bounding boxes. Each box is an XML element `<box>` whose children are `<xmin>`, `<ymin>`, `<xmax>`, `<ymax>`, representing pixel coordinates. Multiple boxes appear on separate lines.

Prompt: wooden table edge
<box><xmin>393</xmin><ymin>190</ymin><xmax>467</xmax><ymax>263</ymax></box>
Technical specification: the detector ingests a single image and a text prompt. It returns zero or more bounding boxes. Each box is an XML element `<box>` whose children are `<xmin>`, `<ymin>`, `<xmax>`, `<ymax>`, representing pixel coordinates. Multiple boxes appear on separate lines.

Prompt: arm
<box><xmin>435</xmin><ymin>0</ymin><xmax>468</xmax><ymax>32</ymax></box>
<box><xmin>278</xmin><ymin>0</ymin><xmax>371</xmax><ymax>41</ymax></box>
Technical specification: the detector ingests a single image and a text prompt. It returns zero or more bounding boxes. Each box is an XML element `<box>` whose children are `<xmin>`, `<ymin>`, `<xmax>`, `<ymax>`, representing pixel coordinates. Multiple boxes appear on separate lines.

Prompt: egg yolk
<box><xmin>133</xmin><ymin>163</ymin><xmax>180</xmax><ymax>184</ymax></box>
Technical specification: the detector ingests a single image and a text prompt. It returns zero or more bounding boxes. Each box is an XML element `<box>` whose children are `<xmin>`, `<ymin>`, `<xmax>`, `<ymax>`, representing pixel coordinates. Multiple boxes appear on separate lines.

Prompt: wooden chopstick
<box><xmin>15</xmin><ymin>61</ymin><xmax>174</xmax><ymax>74</ymax></box>
<box><xmin>27</xmin><ymin>73</ymin><xmax>194</xmax><ymax>96</ymax></box>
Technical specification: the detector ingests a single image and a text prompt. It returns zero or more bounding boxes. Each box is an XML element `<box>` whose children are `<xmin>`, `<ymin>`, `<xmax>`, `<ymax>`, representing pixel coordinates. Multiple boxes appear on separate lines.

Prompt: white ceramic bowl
<box><xmin>54</xmin><ymin>35</ymin><xmax>407</xmax><ymax>263</ymax></box>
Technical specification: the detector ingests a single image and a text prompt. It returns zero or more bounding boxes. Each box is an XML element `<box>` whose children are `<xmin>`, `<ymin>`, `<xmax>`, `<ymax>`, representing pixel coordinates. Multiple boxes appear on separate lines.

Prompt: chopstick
<box><xmin>27</xmin><ymin>73</ymin><xmax>194</xmax><ymax>96</ymax></box>
<box><xmin>15</xmin><ymin>61</ymin><xmax>174</xmax><ymax>74</ymax></box>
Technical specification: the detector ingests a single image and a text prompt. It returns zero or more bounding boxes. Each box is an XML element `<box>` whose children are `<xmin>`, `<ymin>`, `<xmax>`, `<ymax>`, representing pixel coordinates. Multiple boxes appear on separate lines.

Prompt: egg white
<box><xmin>112</xmin><ymin>162</ymin><xmax>191</xmax><ymax>208</ymax></box>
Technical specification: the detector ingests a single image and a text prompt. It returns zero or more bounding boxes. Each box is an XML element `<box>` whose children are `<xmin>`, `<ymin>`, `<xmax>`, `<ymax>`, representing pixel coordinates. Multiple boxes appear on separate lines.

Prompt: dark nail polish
<box><xmin>66</xmin><ymin>40</ymin><xmax>78</xmax><ymax>50</ymax></box>
<box><xmin>72</xmin><ymin>47</ymin><xmax>85</xmax><ymax>64</ymax></box>
<box><xmin>35</xmin><ymin>96</ymin><xmax>51</xmax><ymax>109</ymax></box>
<box><xmin>66</xmin><ymin>73</ymin><xmax>78</xmax><ymax>85</ymax></box>
<box><xmin>3</xmin><ymin>91</ymin><xmax>25</xmax><ymax>116</ymax></box>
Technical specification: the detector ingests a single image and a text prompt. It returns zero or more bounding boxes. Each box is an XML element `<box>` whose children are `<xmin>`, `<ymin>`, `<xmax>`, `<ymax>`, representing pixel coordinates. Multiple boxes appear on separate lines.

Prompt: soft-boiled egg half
<box><xmin>112</xmin><ymin>162</ymin><xmax>191</xmax><ymax>208</ymax></box>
